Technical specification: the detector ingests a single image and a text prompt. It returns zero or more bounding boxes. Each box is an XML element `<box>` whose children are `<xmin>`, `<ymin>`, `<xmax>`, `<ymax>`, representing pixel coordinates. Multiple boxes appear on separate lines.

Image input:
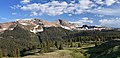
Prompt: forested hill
<box><xmin>0</xmin><ymin>25</ymin><xmax>40</xmax><ymax>56</ymax></box>
<box><xmin>0</xmin><ymin>26</ymin><xmax>74</xmax><ymax>57</ymax></box>
<box><xmin>37</xmin><ymin>27</ymin><xmax>76</xmax><ymax>41</ymax></box>
<box><xmin>0</xmin><ymin>26</ymin><xmax>120</xmax><ymax>57</ymax></box>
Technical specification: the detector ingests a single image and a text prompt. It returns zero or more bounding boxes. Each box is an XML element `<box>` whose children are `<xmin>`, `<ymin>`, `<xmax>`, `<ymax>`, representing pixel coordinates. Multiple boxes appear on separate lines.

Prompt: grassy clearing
<box><xmin>23</xmin><ymin>44</ymin><xmax>95</xmax><ymax>58</ymax></box>
<box><xmin>69</xmin><ymin>49</ymin><xmax>86</xmax><ymax>58</ymax></box>
<box><xmin>23</xmin><ymin>50</ymin><xmax>72</xmax><ymax>58</ymax></box>
<box><xmin>23</xmin><ymin>49</ymin><xmax>87</xmax><ymax>58</ymax></box>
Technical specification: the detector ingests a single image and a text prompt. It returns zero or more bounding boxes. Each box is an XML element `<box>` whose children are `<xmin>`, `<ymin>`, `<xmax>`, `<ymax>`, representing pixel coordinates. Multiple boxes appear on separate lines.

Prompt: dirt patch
<box><xmin>23</xmin><ymin>50</ymin><xmax>72</xmax><ymax>58</ymax></box>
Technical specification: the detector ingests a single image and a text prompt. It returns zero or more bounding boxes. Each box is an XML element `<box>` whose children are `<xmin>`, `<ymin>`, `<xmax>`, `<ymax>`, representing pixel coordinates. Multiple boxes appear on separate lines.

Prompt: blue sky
<box><xmin>0</xmin><ymin>0</ymin><xmax>120</xmax><ymax>28</ymax></box>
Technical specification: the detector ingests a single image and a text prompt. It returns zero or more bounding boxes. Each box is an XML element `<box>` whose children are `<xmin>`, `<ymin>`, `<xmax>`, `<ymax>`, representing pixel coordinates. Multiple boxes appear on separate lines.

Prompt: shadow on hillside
<box><xmin>83</xmin><ymin>39</ymin><xmax>120</xmax><ymax>58</ymax></box>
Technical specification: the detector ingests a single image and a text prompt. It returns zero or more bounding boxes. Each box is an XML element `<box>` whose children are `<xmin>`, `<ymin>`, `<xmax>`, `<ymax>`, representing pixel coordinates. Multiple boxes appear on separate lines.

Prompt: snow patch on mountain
<box><xmin>30</xmin><ymin>25</ymin><xmax>43</xmax><ymax>33</ymax></box>
<box><xmin>20</xmin><ymin>23</ymin><xmax>30</xmax><ymax>26</ymax></box>
<box><xmin>61</xmin><ymin>26</ymin><xmax>72</xmax><ymax>30</ymax></box>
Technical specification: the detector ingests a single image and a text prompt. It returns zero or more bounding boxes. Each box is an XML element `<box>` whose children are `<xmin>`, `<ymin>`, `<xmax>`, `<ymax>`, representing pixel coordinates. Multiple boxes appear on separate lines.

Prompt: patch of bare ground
<box><xmin>23</xmin><ymin>50</ymin><xmax>72</xmax><ymax>58</ymax></box>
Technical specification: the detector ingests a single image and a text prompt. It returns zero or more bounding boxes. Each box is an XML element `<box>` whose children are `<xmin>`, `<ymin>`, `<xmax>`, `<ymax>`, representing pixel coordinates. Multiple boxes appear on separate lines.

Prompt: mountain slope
<box><xmin>0</xmin><ymin>18</ymin><xmax>78</xmax><ymax>33</ymax></box>
<box><xmin>37</xmin><ymin>27</ymin><xmax>75</xmax><ymax>42</ymax></box>
<box><xmin>0</xmin><ymin>25</ymin><xmax>40</xmax><ymax>56</ymax></box>
<box><xmin>84</xmin><ymin>39</ymin><xmax>120</xmax><ymax>58</ymax></box>
<box><xmin>0</xmin><ymin>24</ymin><xmax>74</xmax><ymax>56</ymax></box>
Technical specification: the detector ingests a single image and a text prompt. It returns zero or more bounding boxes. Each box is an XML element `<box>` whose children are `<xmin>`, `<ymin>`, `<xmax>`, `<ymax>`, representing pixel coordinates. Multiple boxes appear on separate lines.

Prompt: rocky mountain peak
<box><xmin>0</xmin><ymin>22</ymin><xmax>17</xmax><ymax>32</ymax></box>
<box><xmin>58</xmin><ymin>19</ymin><xmax>69</xmax><ymax>26</ymax></box>
<box><xmin>0</xmin><ymin>18</ymin><xmax>78</xmax><ymax>33</ymax></box>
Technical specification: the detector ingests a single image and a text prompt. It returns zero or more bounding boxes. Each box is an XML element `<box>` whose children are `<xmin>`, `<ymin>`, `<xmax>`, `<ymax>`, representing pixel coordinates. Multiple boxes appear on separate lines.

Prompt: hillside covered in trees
<box><xmin>0</xmin><ymin>26</ymin><xmax>120</xmax><ymax>58</ymax></box>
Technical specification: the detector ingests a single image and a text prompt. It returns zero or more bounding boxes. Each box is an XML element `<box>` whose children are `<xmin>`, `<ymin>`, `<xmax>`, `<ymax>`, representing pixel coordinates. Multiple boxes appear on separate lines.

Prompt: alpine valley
<box><xmin>0</xmin><ymin>18</ymin><xmax>120</xmax><ymax>58</ymax></box>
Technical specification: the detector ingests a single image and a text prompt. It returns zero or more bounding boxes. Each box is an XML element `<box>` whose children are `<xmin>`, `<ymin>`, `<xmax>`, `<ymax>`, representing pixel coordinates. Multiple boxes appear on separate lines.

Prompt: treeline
<box><xmin>0</xmin><ymin>26</ymin><xmax>120</xmax><ymax>57</ymax></box>
<box><xmin>65</xmin><ymin>30</ymin><xmax>120</xmax><ymax>42</ymax></box>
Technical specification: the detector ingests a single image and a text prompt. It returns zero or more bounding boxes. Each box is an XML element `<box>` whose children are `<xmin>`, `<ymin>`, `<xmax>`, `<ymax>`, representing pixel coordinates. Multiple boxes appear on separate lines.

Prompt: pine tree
<box><xmin>43</xmin><ymin>42</ymin><xmax>48</xmax><ymax>53</ymax></box>
<box><xmin>55</xmin><ymin>41</ymin><xmax>59</xmax><ymax>49</ymax></box>
<box><xmin>39</xmin><ymin>42</ymin><xmax>48</xmax><ymax>53</ymax></box>
<box><xmin>59</xmin><ymin>43</ymin><xmax>63</xmax><ymax>50</ymax></box>
<box><xmin>2</xmin><ymin>49</ymin><xmax>7</xmax><ymax>57</ymax></box>
<box><xmin>0</xmin><ymin>49</ymin><xmax>3</xmax><ymax>58</ymax></box>
<box><xmin>95</xmin><ymin>40</ymin><xmax>99</xmax><ymax>47</ymax></box>
<box><xmin>39</xmin><ymin>44</ymin><xmax>44</xmax><ymax>53</ymax></box>
<box><xmin>66</xmin><ymin>40</ymin><xmax>69</xmax><ymax>47</ymax></box>
<box><xmin>16</xmin><ymin>48</ymin><xmax>20</xmax><ymax>57</ymax></box>
<box><xmin>78</xmin><ymin>43</ymin><xmax>81</xmax><ymax>47</ymax></box>
<box><xmin>46</xmin><ymin>39</ymin><xmax>50</xmax><ymax>50</ymax></box>
<box><xmin>39</xmin><ymin>46</ymin><xmax>44</xmax><ymax>53</ymax></box>
<box><xmin>11</xmin><ymin>48</ymin><xmax>20</xmax><ymax>57</ymax></box>
<box><xmin>70</xmin><ymin>39</ymin><xmax>73</xmax><ymax>47</ymax></box>
<box><xmin>11</xmin><ymin>49</ymin><xmax>16</xmax><ymax>57</ymax></box>
<box><xmin>32</xmin><ymin>45</ymin><xmax>37</xmax><ymax>50</ymax></box>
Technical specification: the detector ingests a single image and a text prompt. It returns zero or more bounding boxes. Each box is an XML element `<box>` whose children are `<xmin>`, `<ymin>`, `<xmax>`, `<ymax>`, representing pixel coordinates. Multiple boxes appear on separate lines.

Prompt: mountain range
<box><xmin>0</xmin><ymin>18</ymin><xmax>78</xmax><ymax>33</ymax></box>
<box><xmin>0</xmin><ymin>18</ymin><xmax>120</xmax><ymax>57</ymax></box>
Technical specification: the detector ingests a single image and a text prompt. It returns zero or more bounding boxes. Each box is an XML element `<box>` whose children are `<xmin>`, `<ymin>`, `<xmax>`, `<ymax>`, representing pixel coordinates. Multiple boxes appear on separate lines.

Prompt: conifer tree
<box><xmin>16</xmin><ymin>48</ymin><xmax>20</xmax><ymax>57</ymax></box>
<box><xmin>46</xmin><ymin>39</ymin><xmax>50</xmax><ymax>50</ymax></box>
<box><xmin>59</xmin><ymin>43</ymin><xmax>63</xmax><ymax>50</ymax></box>
<box><xmin>0</xmin><ymin>49</ymin><xmax>3</xmax><ymax>58</ymax></box>
<box><xmin>39</xmin><ymin>42</ymin><xmax>48</xmax><ymax>53</ymax></box>
<box><xmin>2</xmin><ymin>49</ymin><xmax>7</xmax><ymax>57</ymax></box>
<box><xmin>39</xmin><ymin>44</ymin><xmax>44</xmax><ymax>53</ymax></box>
<box><xmin>70</xmin><ymin>39</ymin><xmax>73</xmax><ymax>47</ymax></box>
<box><xmin>11</xmin><ymin>49</ymin><xmax>15</xmax><ymax>57</ymax></box>
<box><xmin>55</xmin><ymin>41</ymin><xmax>59</xmax><ymax>49</ymax></box>
<box><xmin>11</xmin><ymin>48</ymin><xmax>20</xmax><ymax>57</ymax></box>
<box><xmin>78</xmin><ymin>43</ymin><xmax>81</xmax><ymax>47</ymax></box>
<box><xmin>43</xmin><ymin>42</ymin><xmax>48</xmax><ymax>53</ymax></box>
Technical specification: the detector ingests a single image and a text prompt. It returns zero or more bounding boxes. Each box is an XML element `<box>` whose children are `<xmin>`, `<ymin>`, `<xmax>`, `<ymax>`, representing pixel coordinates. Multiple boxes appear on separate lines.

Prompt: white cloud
<box><xmin>95</xmin><ymin>14</ymin><xmax>104</xmax><ymax>17</ymax></box>
<box><xmin>0</xmin><ymin>17</ymin><xmax>7</xmax><ymax>20</ymax></box>
<box><xmin>99</xmin><ymin>18</ymin><xmax>120</xmax><ymax>28</ymax></box>
<box><xmin>79</xmin><ymin>0</ymin><xmax>93</xmax><ymax>9</ymax></box>
<box><xmin>12</xmin><ymin>0</ymin><xmax>120</xmax><ymax>16</ymax></box>
<box><xmin>82</xmin><ymin>17</ymin><xmax>89</xmax><ymax>20</ymax></box>
<box><xmin>20</xmin><ymin>1</ymin><xmax>95</xmax><ymax>16</ymax></box>
<box><xmin>105</xmin><ymin>0</ymin><xmax>117</xmax><ymax>6</ymax></box>
<box><xmin>117</xmin><ymin>1</ymin><xmax>120</xmax><ymax>3</ymax></box>
<box><xmin>89</xmin><ymin>8</ymin><xmax>120</xmax><ymax>16</ymax></box>
<box><xmin>20</xmin><ymin>2</ymin><xmax>67</xmax><ymax>16</ymax></box>
<box><xmin>21</xmin><ymin>0</ymin><xmax>30</xmax><ymax>4</ymax></box>
<box><xmin>94</xmin><ymin>0</ymin><xmax>118</xmax><ymax>6</ymax></box>
<box><xmin>10</xmin><ymin>5</ymin><xmax>21</xmax><ymax>10</ymax></box>
<box><xmin>30</xmin><ymin>12</ymin><xmax>38</xmax><ymax>16</ymax></box>
<box><xmin>68</xmin><ymin>14</ymin><xmax>72</xmax><ymax>16</ymax></box>
<box><xmin>95</xmin><ymin>0</ymin><xmax>104</xmax><ymax>4</ymax></box>
<box><xmin>70</xmin><ymin>17</ymin><xmax>93</xmax><ymax>24</ymax></box>
<box><xmin>12</xmin><ymin>13</ymin><xmax>17</xmax><ymax>15</ymax></box>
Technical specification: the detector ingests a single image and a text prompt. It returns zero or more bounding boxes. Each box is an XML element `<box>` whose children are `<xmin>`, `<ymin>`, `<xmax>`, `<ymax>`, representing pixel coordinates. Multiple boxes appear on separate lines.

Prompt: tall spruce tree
<box><xmin>11</xmin><ymin>49</ymin><xmax>16</xmax><ymax>57</ymax></box>
<box><xmin>55</xmin><ymin>41</ymin><xmax>59</xmax><ymax>49</ymax></box>
<box><xmin>39</xmin><ymin>44</ymin><xmax>44</xmax><ymax>53</ymax></box>
<box><xmin>70</xmin><ymin>39</ymin><xmax>73</xmax><ymax>47</ymax></box>
<box><xmin>2</xmin><ymin>49</ymin><xmax>7</xmax><ymax>57</ymax></box>
<box><xmin>46</xmin><ymin>39</ymin><xmax>50</xmax><ymax>50</ymax></box>
<box><xmin>16</xmin><ymin>48</ymin><xmax>20</xmax><ymax>57</ymax></box>
<box><xmin>0</xmin><ymin>49</ymin><xmax>3</xmax><ymax>58</ymax></box>
<box><xmin>40</xmin><ymin>42</ymin><xmax>48</xmax><ymax>53</ymax></box>
<box><xmin>78</xmin><ymin>43</ymin><xmax>81</xmax><ymax>47</ymax></box>
<box><xmin>59</xmin><ymin>43</ymin><xmax>63</xmax><ymax>50</ymax></box>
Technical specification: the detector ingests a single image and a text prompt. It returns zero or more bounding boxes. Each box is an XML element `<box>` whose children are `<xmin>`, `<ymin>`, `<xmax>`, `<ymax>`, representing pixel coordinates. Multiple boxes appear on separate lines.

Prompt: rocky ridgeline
<box><xmin>0</xmin><ymin>18</ymin><xmax>78</xmax><ymax>33</ymax></box>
